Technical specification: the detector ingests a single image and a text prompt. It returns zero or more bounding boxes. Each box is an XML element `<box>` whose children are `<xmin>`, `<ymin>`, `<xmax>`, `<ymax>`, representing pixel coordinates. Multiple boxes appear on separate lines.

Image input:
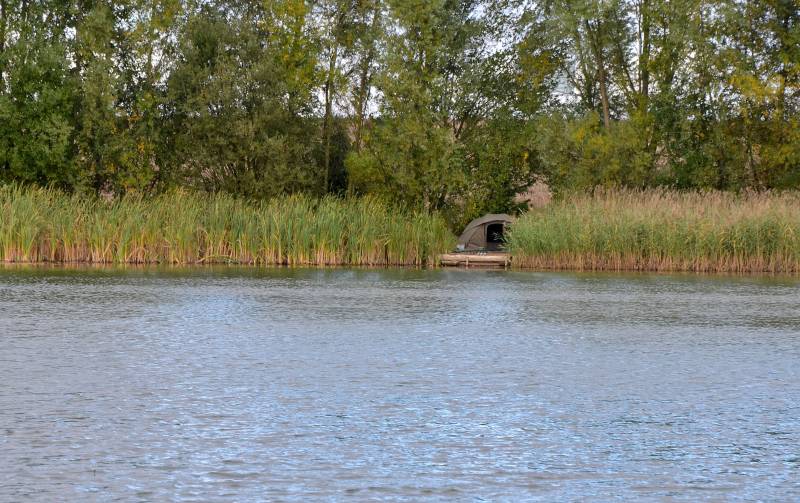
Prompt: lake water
<box><xmin>1</xmin><ymin>266</ymin><xmax>799</xmax><ymax>501</ymax></box>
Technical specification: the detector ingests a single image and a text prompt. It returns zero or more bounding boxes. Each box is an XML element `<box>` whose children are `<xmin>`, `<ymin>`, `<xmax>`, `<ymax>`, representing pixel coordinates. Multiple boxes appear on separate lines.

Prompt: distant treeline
<box><xmin>1</xmin><ymin>1</ymin><xmax>798</xmax><ymax>226</ymax></box>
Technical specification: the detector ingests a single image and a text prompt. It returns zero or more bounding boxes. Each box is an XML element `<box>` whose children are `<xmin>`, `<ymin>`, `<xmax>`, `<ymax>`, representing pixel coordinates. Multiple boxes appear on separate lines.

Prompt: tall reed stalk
<box><xmin>0</xmin><ymin>185</ymin><xmax>454</xmax><ymax>266</ymax></box>
<box><xmin>506</xmin><ymin>188</ymin><xmax>800</xmax><ymax>273</ymax></box>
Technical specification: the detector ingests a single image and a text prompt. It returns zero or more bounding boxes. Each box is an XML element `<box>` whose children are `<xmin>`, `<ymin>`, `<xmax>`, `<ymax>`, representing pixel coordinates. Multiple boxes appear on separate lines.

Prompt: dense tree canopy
<box><xmin>1</xmin><ymin>0</ymin><xmax>798</xmax><ymax>225</ymax></box>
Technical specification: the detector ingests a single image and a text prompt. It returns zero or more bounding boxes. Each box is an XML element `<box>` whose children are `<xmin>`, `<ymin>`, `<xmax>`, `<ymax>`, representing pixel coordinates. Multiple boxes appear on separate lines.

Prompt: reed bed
<box><xmin>507</xmin><ymin>189</ymin><xmax>800</xmax><ymax>273</ymax></box>
<box><xmin>0</xmin><ymin>185</ymin><xmax>454</xmax><ymax>266</ymax></box>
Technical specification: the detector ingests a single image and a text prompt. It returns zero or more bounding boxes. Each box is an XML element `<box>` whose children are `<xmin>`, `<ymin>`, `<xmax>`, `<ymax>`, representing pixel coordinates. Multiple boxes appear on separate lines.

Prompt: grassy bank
<box><xmin>0</xmin><ymin>185</ymin><xmax>454</xmax><ymax>266</ymax></box>
<box><xmin>507</xmin><ymin>189</ymin><xmax>800</xmax><ymax>273</ymax></box>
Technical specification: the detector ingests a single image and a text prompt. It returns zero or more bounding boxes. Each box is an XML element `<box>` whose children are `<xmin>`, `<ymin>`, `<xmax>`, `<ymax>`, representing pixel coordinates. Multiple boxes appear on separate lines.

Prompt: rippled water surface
<box><xmin>1</xmin><ymin>267</ymin><xmax>799</xmax><ymax>501</ymax></box>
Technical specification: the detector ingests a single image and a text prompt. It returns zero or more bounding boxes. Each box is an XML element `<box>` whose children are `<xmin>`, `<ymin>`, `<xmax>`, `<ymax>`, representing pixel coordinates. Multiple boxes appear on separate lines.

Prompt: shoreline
<box><xmin>2</xmin><ymin>260</ymin><xmax>799</xmax><ymax>278</ymax></box>
<box><xmin>0</xmin><ymin>186</ymin><xmax>454</xmax><ymax>267</ymax></box>
<box><xmin>4</xmin><ymin>186</ymin><xmax>799</xmax><ymax>274</ymax></box>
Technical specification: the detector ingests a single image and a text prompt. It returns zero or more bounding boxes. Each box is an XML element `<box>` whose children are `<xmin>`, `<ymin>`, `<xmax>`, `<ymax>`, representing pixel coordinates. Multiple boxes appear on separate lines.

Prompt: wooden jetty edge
<box><xmin>439</xmin><ymin>252</ymin><xmax>511</xmax><ymax>268</ymax></box>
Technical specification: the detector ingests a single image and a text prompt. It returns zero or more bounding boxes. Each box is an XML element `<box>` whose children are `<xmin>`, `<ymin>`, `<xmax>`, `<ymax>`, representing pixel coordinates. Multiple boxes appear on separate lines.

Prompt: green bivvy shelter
<box><xmin>456</xmin><ymin>214</ymin><xmax>513</xmax><ymax>251</ymax></box>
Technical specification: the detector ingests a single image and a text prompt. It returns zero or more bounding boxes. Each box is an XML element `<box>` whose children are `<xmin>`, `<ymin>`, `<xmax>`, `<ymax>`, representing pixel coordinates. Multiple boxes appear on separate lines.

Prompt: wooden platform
<box><xmin>439</xmin><ymin>252</ymin><xmax>511</xmax><ymax>268</ymax></box>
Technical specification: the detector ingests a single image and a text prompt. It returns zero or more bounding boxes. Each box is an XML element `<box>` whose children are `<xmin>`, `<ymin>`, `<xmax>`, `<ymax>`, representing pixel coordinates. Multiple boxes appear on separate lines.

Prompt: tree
<box><xmin>0</xmin><ymin>0</ymin><xmax>77</xmax><ymax>187</ymax></box>
<box><xmin>347</xmin><ymin>0</ymin><xmax>548</xmax><ymax>222</ymax></box>
<box><xmin>162</xmin><ymin>1</ymin><xmax>319</xmax><ymax>197</ymax></box>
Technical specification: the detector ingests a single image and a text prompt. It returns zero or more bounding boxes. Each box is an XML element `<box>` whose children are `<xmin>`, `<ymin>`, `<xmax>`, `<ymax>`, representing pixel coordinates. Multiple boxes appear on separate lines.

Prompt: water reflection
<box><xmin>1</xmin><ymin>266</ymin><xmax>799</xmax><ymax>501</ymax></box>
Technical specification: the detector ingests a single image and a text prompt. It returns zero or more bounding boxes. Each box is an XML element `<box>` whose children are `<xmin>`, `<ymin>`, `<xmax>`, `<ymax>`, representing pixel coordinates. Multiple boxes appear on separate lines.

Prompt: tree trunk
<box><xmin>572</xmin><ymin>27</ymin><xmax>595</xmax><ymax>111</ymax></box>
<box><xmin>0</xmin><ymin>0</ymin><xmax>7</xmax><ymax>90</ymax></box>
<box><xmin>323</xmin><ymin>43</ymin><xmax>338</xmax><ymax>194</ymax></box>
<box><xmin>598</xmin><ymin>64</ymin><xmax>611</xmax><ymax>129</ymax></box>
<box><xmin>638</xmin><ymin>0</ymin><xmax>651</xmax><ymax>106</ymax></box>
<box><xmin>352</xmin><ymin>58</ymin><xmax>371</xmax><ymax>153</ymax></box>
<box><xmin>352</xmin><ymin>5</ymin><xmax>380</xmax><ymax>154</ymax></box>
<box><xmin>777</xmin><ymin>9</ymin><xmax>791</xmax><ymax>120</ymax></box>
<box><xmin>585</xmin><ymin>20</ymin><xmax>611</xmax><ymax>129</ymax></box>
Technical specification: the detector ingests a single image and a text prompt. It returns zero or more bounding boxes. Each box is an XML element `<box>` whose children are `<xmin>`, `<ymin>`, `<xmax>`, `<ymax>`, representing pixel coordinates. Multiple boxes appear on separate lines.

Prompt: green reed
<box><xmin>506</xmin><ymin>188</ymin><xmax>800</xmax><ymax>273</ymax></box>
<box><xmin>0</xmin><ymin>185</ymin><xmax>454</xmax><ymax>266</ymax></box>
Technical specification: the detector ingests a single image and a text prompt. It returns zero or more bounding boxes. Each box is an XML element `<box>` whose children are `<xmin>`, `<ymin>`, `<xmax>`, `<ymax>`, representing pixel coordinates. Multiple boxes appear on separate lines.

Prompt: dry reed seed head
<box><xmin>507</xmin><ymin>189</ymin><xmax>800</xmax><ymax>273</ymax></box>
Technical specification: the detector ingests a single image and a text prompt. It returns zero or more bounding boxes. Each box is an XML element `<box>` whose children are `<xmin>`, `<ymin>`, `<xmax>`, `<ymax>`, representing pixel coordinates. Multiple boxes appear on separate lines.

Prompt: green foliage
<box><xmin>533</xmin><ymin>112</ymin><xmax>657</xmax><ymax>190</ymax></box>
<box><xmin>347</xmin><ymin>0</ymin><xmax>463</xmax><ymax>211</ymax></box>
<box><xmin>0</xmin><ymin>2</ymin><xmax>76</xmax><ymax>187</ymax></box>
<box><xmin>347</xmin><ymin>0</ymin><xmax>547</xmax><ymax>228</ymax></box>
<box><xmin>534</xmin><ymin>0</ymin><xmax>800</xmax><ymax>192</ymax></box>
<box><xmin>163</xmin><ymin>4</ymin><xmax>318</xmax><ymax>197</ymax></box>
